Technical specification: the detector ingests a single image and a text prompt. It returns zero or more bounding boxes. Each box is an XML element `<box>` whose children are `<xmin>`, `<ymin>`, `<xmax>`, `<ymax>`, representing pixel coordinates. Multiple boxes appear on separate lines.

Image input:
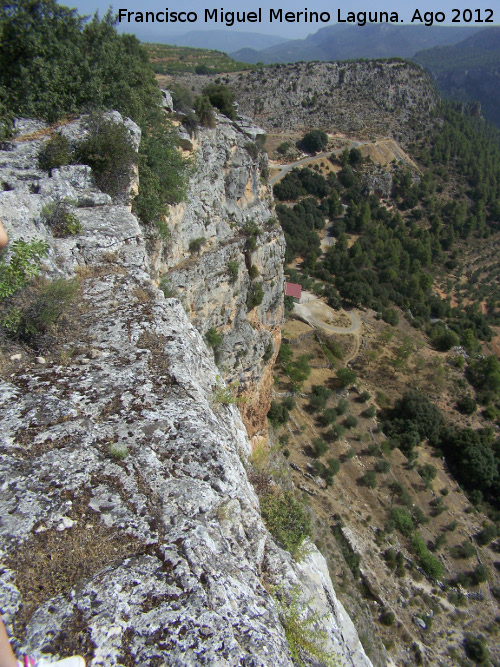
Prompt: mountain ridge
<box><xmin>229</xmin><ymin>24</ymin><xmax>484</xmax><ymax>64</ymax></box>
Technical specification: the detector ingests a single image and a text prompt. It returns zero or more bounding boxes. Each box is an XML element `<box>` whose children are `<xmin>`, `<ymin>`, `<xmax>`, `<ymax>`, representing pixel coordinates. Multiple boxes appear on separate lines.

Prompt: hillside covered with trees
<box><xmin>274</xmin><ymin>104</ymin><xmax>500</xmax><ymax>510</ymax></box>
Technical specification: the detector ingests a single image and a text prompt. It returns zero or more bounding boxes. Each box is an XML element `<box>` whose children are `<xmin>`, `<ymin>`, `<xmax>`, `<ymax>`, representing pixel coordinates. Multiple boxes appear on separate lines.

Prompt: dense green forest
<box><xmin>277</xmin><ymin>105</ymin><xmax>500</xmax><ymax>339</ymax></box>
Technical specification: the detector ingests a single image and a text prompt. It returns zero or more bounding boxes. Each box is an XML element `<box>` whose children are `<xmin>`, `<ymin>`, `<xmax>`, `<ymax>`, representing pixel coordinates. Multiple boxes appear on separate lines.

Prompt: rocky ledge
<box><xmin>0</xmin><ymin>114</ymin><xmax>372</xmax><ymax>666</ymax></box>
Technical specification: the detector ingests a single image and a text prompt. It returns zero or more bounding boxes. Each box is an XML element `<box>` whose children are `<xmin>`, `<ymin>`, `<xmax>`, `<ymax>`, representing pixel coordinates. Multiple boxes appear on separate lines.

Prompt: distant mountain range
<box><xmin>413</xmin><ymin>27</ymin><xmax>500</xmax><ymax>127</ymax></box>
<box><xmin>128</xmin><ymin>28</ymin><xmax>290</xmax><ymax>52</ymax></box>
<box><xmin>229</xmin><ymin>24</ymin><xmax>482</xmax><ymax>64</ymax></box>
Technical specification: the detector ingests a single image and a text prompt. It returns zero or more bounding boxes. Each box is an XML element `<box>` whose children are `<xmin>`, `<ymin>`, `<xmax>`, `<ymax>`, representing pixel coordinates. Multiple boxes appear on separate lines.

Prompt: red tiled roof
<box><xmin>285</xmin><ymin>282</ymin><xmax>302</xmax><ymax>298</ymax></box>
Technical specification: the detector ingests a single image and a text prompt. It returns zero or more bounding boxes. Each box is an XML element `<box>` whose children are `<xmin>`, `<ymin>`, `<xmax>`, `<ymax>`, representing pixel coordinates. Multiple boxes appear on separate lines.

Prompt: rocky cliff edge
<box><xmin>0</xmin><ymin>114</ymin><xmax>372</xmax><ymax>666</ymax></box>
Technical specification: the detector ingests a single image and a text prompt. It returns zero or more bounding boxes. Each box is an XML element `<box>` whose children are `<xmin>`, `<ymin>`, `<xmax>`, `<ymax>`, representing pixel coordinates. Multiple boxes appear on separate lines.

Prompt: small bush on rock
<box><xmin>205</xmin><ymin>327</ymin><xmax>222</xmax><ymax>349</ymax></box>
<box><xmin>41</xmin><ymin>201</ymin><xmax>81</xmax><ymax>237</ymax></box>
<box><xmin>261</xmin><ymin>491</ymin><xmax>311</xmax><ymax>555</ymax></box>
<box><xmin>38</xmin><ymin>133</ymin><xmax>74</xmax><ymax>172</ymax></box>
<box><xmin>77</xmin><ymin>113</ymin><xmax>137</xmax><ymax>197</ymax></box>
<box><xmin>247</xmin><ymin>283</ymin><xmax>264</xmax><ymax>310</ymax></box>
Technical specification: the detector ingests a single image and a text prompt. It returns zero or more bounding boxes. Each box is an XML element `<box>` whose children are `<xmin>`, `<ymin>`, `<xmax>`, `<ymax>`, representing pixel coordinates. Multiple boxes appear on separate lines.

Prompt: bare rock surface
<box><xmin>149</xmin><ymin>114</ymin><xmax>285</xmax><ymax>443</ymax></box>
<box><xmin>0</xmin><ymin>115</ymin><xmax>372</xmax><ymax>666</ymax></box>
<box><xmin>166</xmin><ymin>60</ymin><xmax>438</xmax><ymax>141</ymax></box>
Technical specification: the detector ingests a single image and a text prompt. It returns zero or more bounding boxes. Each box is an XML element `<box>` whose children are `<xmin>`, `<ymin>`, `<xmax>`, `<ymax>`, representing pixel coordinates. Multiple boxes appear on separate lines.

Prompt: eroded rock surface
<box><xmin>0</xmin><ymin>115</ymin><xmax>372</xmax><ymax>666</ymax></box>
<box><xmin>148</xmin><ymin>114</ymin><xmax>285</xmax><ymax>443</ymax></box>
<box><xmin>165</xmin><ymin>60</ymin><xmax>438</xmax><ymax>141</ymax></box>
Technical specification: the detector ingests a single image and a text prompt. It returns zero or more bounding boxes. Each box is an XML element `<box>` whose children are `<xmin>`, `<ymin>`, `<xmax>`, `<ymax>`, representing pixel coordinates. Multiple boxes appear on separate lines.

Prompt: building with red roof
<box><xmin>285</xmin><ymin>282</ymin><xmax>302</xmax><ymax>303</ymax></box>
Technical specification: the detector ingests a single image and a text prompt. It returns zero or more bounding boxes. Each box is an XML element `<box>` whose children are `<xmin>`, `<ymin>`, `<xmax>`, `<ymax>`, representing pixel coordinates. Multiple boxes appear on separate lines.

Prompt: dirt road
<box><xmin>294</xmin><ymin>296</ymin><xmax>361</xmax><ymax>335</ymax></box>
<box><xmin>293</xmin><ymin>293</ymin><xmax>362</xmax><ymax>363</ymax></box>
<box><xmin>269</xmin><ymin>141</ymin><xmax>363</xmax><ymax>186</ymax></box>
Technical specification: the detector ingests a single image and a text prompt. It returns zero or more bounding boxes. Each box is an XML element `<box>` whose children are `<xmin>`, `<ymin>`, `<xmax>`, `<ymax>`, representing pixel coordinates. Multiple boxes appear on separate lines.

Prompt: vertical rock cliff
<box><xmin>0</xmin><ymin>114</ymin><xmax>372</xmax><ymax>666</ymax></box>
<box><xmin>148</xmin><ymin>113</ymin><xmax>285</xmax><ymax>445</ymax></box>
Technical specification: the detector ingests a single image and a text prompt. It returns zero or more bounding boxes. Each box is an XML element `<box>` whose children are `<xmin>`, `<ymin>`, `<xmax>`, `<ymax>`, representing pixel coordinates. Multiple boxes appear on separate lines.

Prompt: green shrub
<box><xmin>188</xmin><ymin>237</ymin><xmax>206</xmax><ymax>254</ymax></box>
<box><xmin>336</xmin><ymin>398</ymin><xmax>348</xmax><ymax>415</ymax></box>
<box><xmin>325</xmin><ymin>424</ymin><xmax>345</xmax><ymax>442</ymax></box>
<box><xmin>430</xmin><ymin>496</ymin><xmax>448</xmax><ymax>515</ymax></box>
<box><xmin>41</xmin><ymin>201</ymin><xmax>81</xmax><ymax>237</ymax></box>
<box><xmin>268</xmin><ymin>400</ymin><xmax>292</xmax><ymax>427</ymax></box>
<box><xmin>476</xmin><ymin>523</ymin><xmax>498</xmax><ymax>546</ymax></box>
<box><xmin>337</xmin><ymin>367</ymin><xmax>356</xmax><ymax>387</ymax></box>
<box><xmin>380</xmin><ymin>611</ymin><xmax>395</xmax><ymax>626</ymax></box>
<box><xmin>363</xmin><ymin>405</ymin><xmax>376</xmax><ymax>418</ymax></box>
<box><xmin>381</xmin><ymin>308</ymin><xmax>399</xmax><ymax>326</ymax></box>
<box><xmin>134</xmin><ymin>117</ymin><xmax>191</xmax><ymax>233</ymax></box>
<box><xmin>194</xmin><ymin>95</ymin><xmax>215</xmax><ymax>127</ymax></box>
<box><xmin>247</xmin><ymin>282</ymin><xmax>264</xmax><ymax>310</ymax></box>
<box><xmin>246</xmin><ymin>235</ymin><xmax>257</xmax><ymax>251</ymax></box>
<box><xmin>202</xmin><ymin>83</ymin><xmax>236</xmax><ymax>119</ymax></box>
<box><xmin>133</xmin><ymin>162</ymin><xmax>167</xmax><ymax>235</ymax></box>
<box><xmin>312</xmin><ymin>437</ymin><xmax>328</xmax><ymax>458</ymax></box>
<box><xmin>242</xmin><ymin>219</ymin><xmax>261</xmax><ymax>238</ymax></box>
<box><xmin>21</xmin><ymin>278</ymin><xmax>79</xmax><ymax>338</ymax></box>
<box><xmin>276</xmin><ymin>141</ymin><xmax>291</xmax><ymax>156</ymax></box>
<box><xmin>390</xmin><ymin>507</ymin><xmax>415</xmax><ymax>536</ymax></box>
<box><xmin>0</xmin><ymin>239</ymin><xmax>48</xmax><ymax>300</ymax></box>
<box><xmin>318</xmin><ymin>408</ymin><xmax>337</xmax><ymax>427</ymax></box>
<box><xmin>213</xmin><ymin>375</ymin><xmax>240</xmax><ymax>405</ymax></box>
<box><xmin>0</xmin><ymin>4</ymin><xmax>161</xmax><ymax>124</ymax></box>
<box><xmin>282</xmin><ymin>396</ymin><xmax>296</xmax><ymax>411</ymax></box>
<box><xmin>277</xmin><ymin>343</ymin><xmax>292</xmax><ymax>366</ymax></box>
<box><xmin>344</xmin><ymin>415</ymin><xmax>358</xmax><ymax>429</ymax></box>
<box><xmin>244</xmin><ymin>142</ymin><xmax>259</xmax><ymax>160</ymax></box>
<box><xmin>450</xmin><ymin>540</ymin><xmax>476</xmax><ymax>559</ymax></box>
<box><xmin>301</xmin><ymin>129</ymin><xmax>328</xmax><ymax>153</ymax></box>
<box><xmin>261</xmin><ymin>491</ymin><xmax>311</xmax><ymax>555</ymax></box>
<box><xmin>418</xmin><ymin>463</ymin><xmax>437</xmax><ymax>487</ymax></box>
<box><xmin>38</xmin><ymin>133</ymin><xmax>73</xmax><ymax>172</ymax></box>
<box><xmin>482</xmin><ymin>404</ymin><xmax>499</xmax><ymax>421</ymax></box>
<box><xmin>434</xmin><ymin>329</ymin><xmax>460</xmax><ymax>351</ymax></box>
<box><xmin>205</xmin><ymin>327</ymin><xmax>222</xmax><ymax>349</ymax></box>
<box><xmin>109</xmin><ymin>442</ymin><xmax>128</xmax><ymax>460</ymax></box>
<box><xmin>284</xmin><ymin>295</ymin><xmax>295</xmax><ymax>313</ymax></box>
<box><xmin>248</xmin><ymin>264</ymin><xmax>260</xmax><ymax>279</ymax></box>
<box><xmin>77</xmin><ymin>113</ymin><xmax>137</xmax><ymax>197</ymax></box>
<box><xmin>171</xmin><ymin>83</ymin><xmax>194</xmax><ymax>113</ymax></box>
<box><xmin>464</xmin><ymin>634</ymin><xmax>489</xmax><ymax>663</ymax></box>
<box><xmin>359</xmin><ymin>391</ymin><xmax>371</xmax><ymax>403</ymax></box>
<box><xmin>375</xmin><ymin>459</ymin><xmax>390</xmax><ymax>473</ymax></box>
<box><xmin>360</xmin><ymin>471</ymin><xmax>377</xmax><ymax>489</ymax></box>
<box><xmin>226</xmin><ymin>260</ymin><xmax>239</xmax><ymax>284</ymax></box>
<box><xmin>410</xmin><ymin>534</ymin><xmax>444</xmax><ymax>579</ymax></box>
<box><xmin>323</xmin><ymin>338</ymin><xmax>343</xmax><ymax>361</ymax></box>
<box><xmin>456</xmin><ymin>395</ymin><xmax>477</xmax><ymax>415</ymax></box>
<box><xmin>275</xmin><ymin>588</ymin><xmax>340</xmax><ymax>667</ymax></box>
<box><xmin>262</xmin><ymin>341</ymin><xmax>274</xmax><ymax>363</ymax></box>
<box><xmin>158</xmin><ymin>278</ymin><xmax>178</xmax><ymax>299</ymax></box>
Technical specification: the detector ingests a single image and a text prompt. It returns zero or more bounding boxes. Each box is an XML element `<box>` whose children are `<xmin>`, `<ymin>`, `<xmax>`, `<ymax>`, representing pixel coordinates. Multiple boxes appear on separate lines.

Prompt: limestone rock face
<box><xmin>0</xmin><ymin>115</ymin><xmax>372</xmax><ymax>667</ymax></box>
<box><xmin>148</xmin><ymin>114</ymin><xmax>286</xmax><ymax>443</ymax></box>
<box><xmin>167</xmin><ymin>60</ymin><xmax>438</xmax><ymax>142</ymax></box>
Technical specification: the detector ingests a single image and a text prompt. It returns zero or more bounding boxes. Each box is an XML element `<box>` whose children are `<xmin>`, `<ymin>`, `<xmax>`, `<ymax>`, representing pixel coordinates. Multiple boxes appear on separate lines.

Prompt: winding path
<box><xmin>293</xmin><ymin>297</ymin><xmax>361</xmax><ymax>335</ymax></box>
<box><xmin>292</xmin><ymin>294</ymin><xmax>363</xmax><ymax>364</ymax></box>
<box><xmin>269</xmin><ymin>141</ymin><xmax>363</xmax><ymax>186</ymax></box>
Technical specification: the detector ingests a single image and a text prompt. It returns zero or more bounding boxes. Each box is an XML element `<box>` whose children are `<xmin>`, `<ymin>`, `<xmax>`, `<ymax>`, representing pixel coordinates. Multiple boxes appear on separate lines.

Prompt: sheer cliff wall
<box><xmin>148</xmin><ymin>114</ymin><xmax>285</xmax><ymax>445</ymax></box>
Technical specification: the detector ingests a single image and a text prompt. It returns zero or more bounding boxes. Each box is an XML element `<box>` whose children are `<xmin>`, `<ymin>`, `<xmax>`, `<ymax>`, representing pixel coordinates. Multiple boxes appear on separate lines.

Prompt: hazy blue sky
<box><xmin>64</xmin><ymin>0</ymin><xmax>498</xmax><ymax>38</ymax></box>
